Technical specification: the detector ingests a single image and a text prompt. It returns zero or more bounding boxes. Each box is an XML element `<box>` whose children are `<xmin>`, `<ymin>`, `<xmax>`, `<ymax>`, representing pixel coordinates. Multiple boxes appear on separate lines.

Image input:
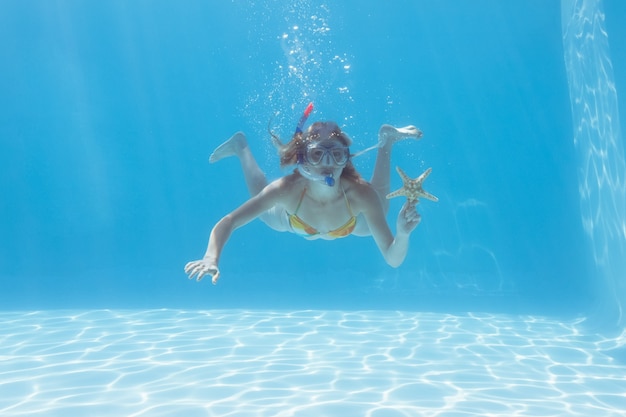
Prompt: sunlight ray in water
<box><xmin>1</xmin><ymin>309</ymin><xmax>626</xmax><ymax>416</ymax></box>
<box><xmin>562</xmin><ymin>0</ymin><xmax>626</xmax><ymax>327</ymax></box>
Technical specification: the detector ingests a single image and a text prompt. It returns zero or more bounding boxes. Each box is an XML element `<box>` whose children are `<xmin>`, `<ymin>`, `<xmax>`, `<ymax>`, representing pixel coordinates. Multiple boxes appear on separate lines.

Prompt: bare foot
<box><xmin>209</xmin><ymin>132</ymin><xmax>248</xmax><ymax>163</ymax></box>
<box><xmin>378</xmin><ymin>125</ymin><xmax>423</xmax><ymax>148</ymax></box>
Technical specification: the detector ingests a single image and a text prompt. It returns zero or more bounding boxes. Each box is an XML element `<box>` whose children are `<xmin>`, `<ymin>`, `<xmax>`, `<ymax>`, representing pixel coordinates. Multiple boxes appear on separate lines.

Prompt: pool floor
<box><xmin>1</xmin><ymin>309</ymin><xmax>625</xmax><ymax>416</ymax></box>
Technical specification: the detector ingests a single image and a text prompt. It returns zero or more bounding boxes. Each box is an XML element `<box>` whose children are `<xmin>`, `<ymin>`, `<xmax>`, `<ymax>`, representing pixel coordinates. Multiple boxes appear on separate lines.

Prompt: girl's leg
<box><xmin>210</xmin><ymin>132</ymin><xmax>268</xmax><ymax>196</ymax></box>
<box><xmin>370</xmin><ymin>124</ymin><xmax>423</xmax><ymax>214</ymax></box>
<box><xmin>210</xmin><ymin>132</ymin><xmax>290</xmax><ymax>231</ymax></box>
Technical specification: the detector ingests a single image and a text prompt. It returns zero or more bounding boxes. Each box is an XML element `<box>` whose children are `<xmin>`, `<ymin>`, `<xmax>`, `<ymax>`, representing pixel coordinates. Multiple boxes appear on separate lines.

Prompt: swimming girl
<box><xmin>185</xmin><ymin>105</ymin><xmax>429</xmax><ymax>284</ymax></box>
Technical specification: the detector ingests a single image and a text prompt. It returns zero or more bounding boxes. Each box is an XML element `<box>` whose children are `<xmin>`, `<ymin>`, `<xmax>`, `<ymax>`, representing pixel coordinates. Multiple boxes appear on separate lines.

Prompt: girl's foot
<box><xmin>378</xmin><ymin>124</ymin><xmax>423</xmax><ymax>149</ymax></box>
<box><xmin>209</xmin><ymin>131</ymin><xmax>248</xmax><ymax>163</ymax></box>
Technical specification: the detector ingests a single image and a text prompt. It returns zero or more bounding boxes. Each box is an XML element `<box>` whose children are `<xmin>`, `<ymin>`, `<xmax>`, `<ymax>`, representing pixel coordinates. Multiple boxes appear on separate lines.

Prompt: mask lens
<box><xmin>331</xmin><ymin>148</ymin><xmax>348</xmax><ymax>165</ymax></box>
<box><xmin>307</xmin><ymin>148</ymin><xmax>326</xmax><ymax>165</ymax></box>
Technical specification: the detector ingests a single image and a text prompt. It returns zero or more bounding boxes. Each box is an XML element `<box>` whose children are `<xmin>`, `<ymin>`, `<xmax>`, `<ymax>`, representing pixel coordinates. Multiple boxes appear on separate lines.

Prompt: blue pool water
<box><xmin>1</xmin><ymin>0</ymin><xmax>626</xmax><ymax>415</ymax></box>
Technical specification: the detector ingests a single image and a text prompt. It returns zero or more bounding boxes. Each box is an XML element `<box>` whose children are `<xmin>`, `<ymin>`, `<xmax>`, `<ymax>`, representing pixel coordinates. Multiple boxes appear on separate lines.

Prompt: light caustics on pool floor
<box><xmin>1</xmin><ymin>309</ymin><xmax>626</xmax><ymax>417</ymax></box>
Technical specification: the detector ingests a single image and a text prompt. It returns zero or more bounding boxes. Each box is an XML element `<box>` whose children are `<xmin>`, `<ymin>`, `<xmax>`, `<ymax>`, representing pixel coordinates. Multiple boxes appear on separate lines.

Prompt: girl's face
<box><xmin>298</xmin><ymin>122</ymin><xmax>352</xmax><ymax>186</ymax></box>
<box><xmin>302</xmin><ymin>138</ymin><xmax>349</xmax><ymax>185</ymax></box>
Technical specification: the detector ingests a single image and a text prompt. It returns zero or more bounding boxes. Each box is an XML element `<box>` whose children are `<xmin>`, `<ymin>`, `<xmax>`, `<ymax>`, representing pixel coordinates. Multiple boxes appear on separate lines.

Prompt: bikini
<box><xmin>288</xmin><ymin>186</ymin><xmax>357</xmax><ymax>238</ymax></box>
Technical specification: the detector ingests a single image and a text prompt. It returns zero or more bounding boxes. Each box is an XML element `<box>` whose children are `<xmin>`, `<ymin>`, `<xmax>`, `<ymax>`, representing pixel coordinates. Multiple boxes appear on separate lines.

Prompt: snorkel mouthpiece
<box><xmin>325</xmin><ymin>174</ymin><xmax>335</xmax><ymax>187</ymax></box>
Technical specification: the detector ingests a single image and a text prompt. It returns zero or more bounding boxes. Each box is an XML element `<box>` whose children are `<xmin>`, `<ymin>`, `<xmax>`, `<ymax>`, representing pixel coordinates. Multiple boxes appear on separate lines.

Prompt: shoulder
<box><xmin>258</xmin><ymin>172</ymin><xmax>305</xmax><ymax>201</ymax></box>
<box><xmin>266</xmin><ymin>172</ymin><xmax>303</xmax><ymax>191</ymax></box>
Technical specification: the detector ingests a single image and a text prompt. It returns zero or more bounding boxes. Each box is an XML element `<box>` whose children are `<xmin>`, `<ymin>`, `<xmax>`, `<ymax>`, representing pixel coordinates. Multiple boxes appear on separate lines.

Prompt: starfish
<box><xmin>386</xmin><ymin>166</ymin><xmax>438</xmax><ymax>203</ymax></box>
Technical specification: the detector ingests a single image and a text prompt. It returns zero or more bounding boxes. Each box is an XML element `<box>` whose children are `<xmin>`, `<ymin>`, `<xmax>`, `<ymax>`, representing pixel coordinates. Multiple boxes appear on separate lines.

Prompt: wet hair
<box><xmin>277</xmin><ymin>121</ymin><xmax>361</xmax><ymax>181</ymax></box>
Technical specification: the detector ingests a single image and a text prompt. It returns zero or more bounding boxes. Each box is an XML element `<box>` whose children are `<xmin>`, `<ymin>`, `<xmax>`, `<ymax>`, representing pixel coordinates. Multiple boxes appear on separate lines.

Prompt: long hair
<box><xmin>277</xmin><ymin>121</ymin><xmax>362</xmax><ymax>181</ymax></box>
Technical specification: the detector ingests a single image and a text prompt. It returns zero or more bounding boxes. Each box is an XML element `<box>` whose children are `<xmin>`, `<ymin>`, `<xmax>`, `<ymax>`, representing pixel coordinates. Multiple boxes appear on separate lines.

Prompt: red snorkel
<box><xmin>268</xmin><ymin>101</ymin><xmax>314</xmax><ymax>149</ymax></box>
<box><xmin>295</xmin><ymin>102</ymin><xmax>314</xmax><ymax>134</ymax></box>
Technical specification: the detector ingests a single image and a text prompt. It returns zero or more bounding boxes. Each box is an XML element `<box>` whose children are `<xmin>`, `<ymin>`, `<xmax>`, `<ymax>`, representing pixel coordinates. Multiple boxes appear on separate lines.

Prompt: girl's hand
<box><xmin>397</xmin><ymin>200</ymin><xmax>421</xmax><ymax>235</ymax></box>
<box><xmin>185</xmin><ymin>258</ymin><xmax>221</xmax><ymax>285</ymax></box>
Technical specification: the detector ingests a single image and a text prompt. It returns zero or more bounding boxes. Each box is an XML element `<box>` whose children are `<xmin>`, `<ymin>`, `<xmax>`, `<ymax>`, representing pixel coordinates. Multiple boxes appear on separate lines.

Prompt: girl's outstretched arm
<box><xmin>185</xmin><ymin>178</ymin><xmax>288</xmax><ymax>284</ymax></box>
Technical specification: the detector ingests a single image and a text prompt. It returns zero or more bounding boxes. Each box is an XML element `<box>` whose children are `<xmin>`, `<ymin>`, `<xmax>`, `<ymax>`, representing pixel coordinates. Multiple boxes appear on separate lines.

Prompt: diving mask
<box><xmin>305</xmin><ymin>143</ymin><xmax>350</xmax><ymax>166</ymax></box>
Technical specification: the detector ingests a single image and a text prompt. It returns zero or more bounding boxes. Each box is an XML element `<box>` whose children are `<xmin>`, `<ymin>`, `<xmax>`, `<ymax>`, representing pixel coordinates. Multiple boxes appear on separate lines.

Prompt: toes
<box><xmin>398</xmin><ymin>125</ymin><xmax>423</xmax><ymax>139</ymax></box>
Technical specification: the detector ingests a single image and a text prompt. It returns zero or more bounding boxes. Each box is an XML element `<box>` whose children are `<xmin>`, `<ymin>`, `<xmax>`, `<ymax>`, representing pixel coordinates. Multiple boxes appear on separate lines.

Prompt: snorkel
<box><xmin>295</xmin><ymin>102</ymin><xmax>314</xmax><ymax>134</ymax></box>
<box><xmin>295</xmin><ymin>102</ymin><xmax>336</xmax><ymax>187</ymax></box>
